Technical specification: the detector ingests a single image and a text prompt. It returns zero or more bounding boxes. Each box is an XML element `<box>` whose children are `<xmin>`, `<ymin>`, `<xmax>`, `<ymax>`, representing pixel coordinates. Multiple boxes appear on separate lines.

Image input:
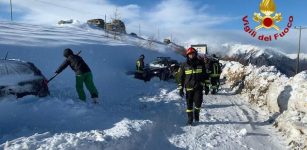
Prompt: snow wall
<box><xmin>221</xmin><ymin>61</ymin><xmax>307</xmax><ymax>149</ymax></box>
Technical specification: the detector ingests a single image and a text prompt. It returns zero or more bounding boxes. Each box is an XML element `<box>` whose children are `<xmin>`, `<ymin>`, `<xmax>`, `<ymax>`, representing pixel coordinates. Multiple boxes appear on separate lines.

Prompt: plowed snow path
<box><xmin>139</xmin><ymin>87</ymin><xmax>287</xmax><ymax>150</ymax></box>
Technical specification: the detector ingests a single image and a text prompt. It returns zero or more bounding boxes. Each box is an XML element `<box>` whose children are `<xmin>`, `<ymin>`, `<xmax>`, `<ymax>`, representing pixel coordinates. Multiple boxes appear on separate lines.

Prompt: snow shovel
<box><xmin>47</xmin><ymin>73</ymin><xmax>59</xmax><ymax>83</ymax></box>
<box><xmin>47</xmin><ymin>50</ymin><xmax>82</xmax><ymax>83</ymax></box>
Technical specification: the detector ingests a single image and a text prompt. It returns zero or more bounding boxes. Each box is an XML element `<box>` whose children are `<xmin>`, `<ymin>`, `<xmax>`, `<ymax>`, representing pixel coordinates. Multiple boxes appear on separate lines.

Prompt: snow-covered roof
<box><xmin>0</xmin><ymin>59</ymin><xmax>34</xmax><ymax>76</ymax></box>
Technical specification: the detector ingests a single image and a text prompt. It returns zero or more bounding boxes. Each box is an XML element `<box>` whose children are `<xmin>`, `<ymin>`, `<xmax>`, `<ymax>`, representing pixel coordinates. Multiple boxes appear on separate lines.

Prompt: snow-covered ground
<box><xmin>286</xmin><ymin>54</ymin><xmax>307</xmax><ymax>60</ymax></box>
<box><xmin>0</xmin><ymin>22</ymin><xmax>288</xmax><ymax>149</ymax></box>
<box><xmin>221</xmin><ymin>43</ymin><xmax>288</xmax><ymax>58</ymax></box>
<box><xmin>221</xmin><ymin>61</ymin><xmax>307</xmax><ymax>149</ymax></box>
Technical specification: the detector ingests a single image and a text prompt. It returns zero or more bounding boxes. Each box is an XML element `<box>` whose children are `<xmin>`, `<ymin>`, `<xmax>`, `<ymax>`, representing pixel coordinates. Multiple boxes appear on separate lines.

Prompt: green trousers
<box><xmin>76</xmin><ymin>72</ymin><xmax>98</xmax><ymax>101</ymax></box>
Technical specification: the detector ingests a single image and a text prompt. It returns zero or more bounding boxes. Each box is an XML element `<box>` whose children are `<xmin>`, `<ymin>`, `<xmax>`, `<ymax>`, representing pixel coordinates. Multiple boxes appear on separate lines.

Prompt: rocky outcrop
<box><xmin>164</xmin><ymin>39</ymin><xmax>171</xmax><ymax>44</ymax></box>
<box><xmin>58</xmin><ymin>19</ymin><xmax>73</xmax><ymax>25</ymax></box>
<box><xmin>105</xmin><ymin>19</ymin><xmax>126</xmax><ymax>34</ymax></box>
<box><xmin>87</xmin><ymin>19</ymin><xmax>105</xmax><ymax>29</ymax></box>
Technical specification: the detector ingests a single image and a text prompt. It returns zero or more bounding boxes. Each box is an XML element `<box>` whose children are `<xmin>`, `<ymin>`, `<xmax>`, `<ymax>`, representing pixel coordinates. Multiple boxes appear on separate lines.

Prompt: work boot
<box><xmin>204</xmin><ymin>86</ymin><xmax>209</xmax><ymax>95</ymax></box>
<box><xmin>211</xmin><ymin>89</ymin><xmax>216</xmax><ymax>95</ymax></box>
<box><xmin>186</xmin><ymin>112</ymin><xmax>193</xmax><ymax>125</ymax></box>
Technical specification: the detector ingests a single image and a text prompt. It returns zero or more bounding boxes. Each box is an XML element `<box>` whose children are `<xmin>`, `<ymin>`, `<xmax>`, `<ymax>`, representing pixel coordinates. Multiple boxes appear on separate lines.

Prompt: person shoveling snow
<box><xmin>54</xmin><ymin>48</ymin><xmax>99</xmax><ymax>103</ymax></box>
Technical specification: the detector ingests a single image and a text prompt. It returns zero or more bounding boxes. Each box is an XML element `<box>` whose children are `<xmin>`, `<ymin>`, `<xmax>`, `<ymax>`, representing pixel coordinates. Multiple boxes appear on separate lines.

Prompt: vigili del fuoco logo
<box><xmin>242</xmin><ymin>0</ymin><xmax>294</xmax><ymax>41</ymax></box>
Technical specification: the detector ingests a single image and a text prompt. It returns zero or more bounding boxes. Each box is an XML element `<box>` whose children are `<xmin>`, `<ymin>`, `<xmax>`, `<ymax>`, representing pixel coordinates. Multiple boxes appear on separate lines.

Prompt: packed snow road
<box><xmin>168</xmin><ymin>90</ymin><xmax>286</xmax><ymax>150</ymax></box>
<box><xmin>122</xmin><ymin>85</ymin><xmax>288</xmax><ymax>150</ymax></box>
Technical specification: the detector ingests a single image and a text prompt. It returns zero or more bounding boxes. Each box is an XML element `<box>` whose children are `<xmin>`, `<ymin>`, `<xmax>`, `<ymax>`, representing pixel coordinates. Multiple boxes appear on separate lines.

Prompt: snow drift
<box><xmin>221</xmin><ymin>61</ymin><xmax>307</xmax><ymax>149</ymax></box>
<box><xmin>0</xmin><ymin>21</ymin><xmax>185</xmax><ymax>149</ymax></box>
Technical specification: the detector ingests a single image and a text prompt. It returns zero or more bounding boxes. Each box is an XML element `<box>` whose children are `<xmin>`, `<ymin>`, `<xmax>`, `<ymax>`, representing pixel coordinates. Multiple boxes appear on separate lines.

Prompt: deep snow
<box><xmin>221</xmin><ymin>60</ymin><xmax>307</xmax><ymax>149</ymax></box>
<box><xmin>0</xmin><ymin>21</ymin><xmax>287</xmax><ymax>149</ymax></box>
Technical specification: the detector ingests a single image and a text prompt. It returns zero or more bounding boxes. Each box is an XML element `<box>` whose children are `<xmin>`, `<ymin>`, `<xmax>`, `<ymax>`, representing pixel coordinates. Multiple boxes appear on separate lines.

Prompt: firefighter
<box><xmin>210</xmin><ymin>54</ymin><xmax>222</xmax><ymax>94</ymax></box>
<box><xmin>136</xmin><ymin>54</ymin><xmax>145</xmax><ymax>74</ymax></box>
<box><xmin>55</xmin><ymin>48</ymin><xmax>99</xmax><ymax>103</ymax></box>
<box><xmin>135</xmin><ymin>54</ymin><xmax>149</xmax><ymax>81</ymax></box>
<box><xmin>178</xmin><ymin>47</ymin><xmax>207</xmax><ymax>125</ymax></box>
<box><xmin>203</xmin><ymin>56</ymin><xmax>212</xmax><ymax>95</ymax></box>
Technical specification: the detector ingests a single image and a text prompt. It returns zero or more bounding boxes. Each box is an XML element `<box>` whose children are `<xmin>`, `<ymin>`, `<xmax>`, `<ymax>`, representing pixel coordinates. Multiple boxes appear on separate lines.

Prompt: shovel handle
<box><xmin>47</xmin><ymin>73</ymin><xmax>58</xmax><ymax>83</ymax></box>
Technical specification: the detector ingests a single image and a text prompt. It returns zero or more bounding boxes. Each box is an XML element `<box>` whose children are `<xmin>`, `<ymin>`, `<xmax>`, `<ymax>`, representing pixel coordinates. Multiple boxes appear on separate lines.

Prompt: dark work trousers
<box><xmin>210</xmin><ymin>77</ymin><xmax>220</xmax><ymax>93</ymax></box>
<box><xmin>185</xmin><ymin>87</ymin><xmax>203</xmax><ymax>123</ymax></box>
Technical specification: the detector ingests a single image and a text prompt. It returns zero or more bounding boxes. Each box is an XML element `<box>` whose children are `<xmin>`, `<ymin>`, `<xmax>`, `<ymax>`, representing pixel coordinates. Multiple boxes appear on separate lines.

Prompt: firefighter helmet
<box><xmin>186</xmin><ymin>47</ymin><xmax>197</xmax><ymax>56</ymax></box>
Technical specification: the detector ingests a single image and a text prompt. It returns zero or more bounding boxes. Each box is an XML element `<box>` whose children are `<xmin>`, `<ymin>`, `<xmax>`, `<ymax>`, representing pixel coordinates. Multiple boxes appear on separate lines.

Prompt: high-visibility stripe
<box><xmin>195</xmin><ymin>107</ymin><xmax>201</xmax><ymax>112</ymax></box>
<box><xmin>213</xmin><ymin>64</ymin><xmax>220</xmax><ymax>74</ymax></box>
<box><xmin>136</xmin><ymin>61</ymin><xmax>141</xmax><ymax>71</ymax></box>
<box><xmin>186</xmin><ymin>109</ymin><xmax>193</xmax><ymax>112</ymax></box>
<box><xmin>185</xmin><ymin>70</ymin><xmax>193</xmax><ymax>74</ymax></box>
<box><xmin>186</xmin><ymin>88</ymin><xmax>193</xmax><ymax>91</ymax></box>
<box><xmin>195</xmin><ymin>69</ymin><xmax>202</xmax><ymax>73</ymax></box>
<box><xmin>210</xmin><ymin>74</ymin><xmax>220</xmax><ymax>77</ymax></box>
<box><xmin>185</xmin><ymin>69</ymin><xmax>202</xmax><ymax>74</ymax></box>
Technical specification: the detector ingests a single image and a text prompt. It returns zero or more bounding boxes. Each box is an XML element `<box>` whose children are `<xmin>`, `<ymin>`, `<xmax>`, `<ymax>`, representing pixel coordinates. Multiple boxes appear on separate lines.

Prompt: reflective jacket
<box><xmin>136</xmin><ymin>58</ymin><xmax>144</xmax><ymax>73</ymax></box>
<box><xmin>210</xmin><ymin>60</ymin><xmax>221</xmax><ymax>77</ymax></box>
<box><xmin>178</xmin><ymin>58</ymin><xmax>207</xmax><ymax>91</ymax></box>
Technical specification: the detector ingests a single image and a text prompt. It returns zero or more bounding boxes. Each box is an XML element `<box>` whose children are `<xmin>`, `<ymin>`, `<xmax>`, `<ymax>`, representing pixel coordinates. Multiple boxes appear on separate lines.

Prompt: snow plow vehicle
<box><xmin>0</xmin><ymin>59</ymin><xmax>50</xmax><ymax>98</ymax></box>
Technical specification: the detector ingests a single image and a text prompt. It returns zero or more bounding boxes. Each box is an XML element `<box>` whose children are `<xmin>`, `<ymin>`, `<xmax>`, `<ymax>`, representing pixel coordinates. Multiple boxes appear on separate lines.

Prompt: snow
<box><xmin>168</xmin><ymin>94</ymin><xmax>284</xmax><ymax>150</ymax></box>
<box><xmin>221</xmin><ymin>61</ymin><xmax>307</xmax><ymax>149</ymax></box>
<box><xmin>221</xmin><ymin>43</ymin><xmax>288</xmax><ymax>58</ymax></box>
<box><xmin>0</xmin><ymin>74</ymin><xmax>42</xmax><ymax>85</ymax></box>
<box><xmin>0</xmin><ymin>21</ymin><xmax>289</xmax><ymax>149</ymax></box>
<box><xmin>286</xmin><ymin>53</ymin><xmax>307</xmax><ymax>60</ymax></box>
<box><xmin>3</xmin><ymin>119</ymin><xmax>152</xmax><ymax>150</ymax></box>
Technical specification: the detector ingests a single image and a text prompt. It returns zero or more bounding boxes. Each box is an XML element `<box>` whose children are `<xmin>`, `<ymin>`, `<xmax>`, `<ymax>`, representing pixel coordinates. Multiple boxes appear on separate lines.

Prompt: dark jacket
<box><xmin>204</xmin><ymin>60</ymin><xmax>212</xmax><ymax>80</ymax></box>
<box><xmin>136</xmin><ymin>58</ymin><xmax>145</xmax><ymax>73</ymax></box>
<box><xmin>178</xmin><ymin>57</ymin><xmax>207</xmax><ymax>91</ymax></box>
<box><xmin>56</xmin><ymin>54</ymin><xmax>91</xmax><ymax>75</ymax></box>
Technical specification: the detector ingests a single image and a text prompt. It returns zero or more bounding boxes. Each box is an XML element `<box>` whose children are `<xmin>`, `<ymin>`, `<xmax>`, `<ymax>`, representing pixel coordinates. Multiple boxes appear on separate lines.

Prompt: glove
<box><xmin>179</xmin><ymin>89</ymin><xmax>184</xmax><ymax>97</ymax></box>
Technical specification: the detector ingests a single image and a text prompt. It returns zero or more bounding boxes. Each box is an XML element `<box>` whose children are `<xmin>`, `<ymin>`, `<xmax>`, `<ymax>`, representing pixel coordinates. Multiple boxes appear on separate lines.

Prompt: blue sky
<box><xmin>0</xmin><ymin>0</ymin><xmax>306</xmax><ymax>53</ymax></box>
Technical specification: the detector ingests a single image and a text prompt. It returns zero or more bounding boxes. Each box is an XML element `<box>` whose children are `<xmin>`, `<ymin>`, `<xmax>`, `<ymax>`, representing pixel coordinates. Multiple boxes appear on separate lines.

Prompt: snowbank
<box><xmin>221</xmin><ymin>61</ymin><xmax>307</xmax><ymax>149</ymax></box>
<box><xmin>1</xmin><ymin>119</ymin><xmax>152</xmax><ymax>150</ymax></box>
<box><xmin>287</xmin><ymin>53</ymin><xmax>307</xmax><ymax>60</ymax></box>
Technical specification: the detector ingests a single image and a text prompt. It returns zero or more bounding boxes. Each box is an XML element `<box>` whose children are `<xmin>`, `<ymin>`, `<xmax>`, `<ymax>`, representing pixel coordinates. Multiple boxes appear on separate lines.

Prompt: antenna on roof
<box><xmin>4</xmin><ymin>51</ymin><xmax>8</xmax><ymax>60</ymax></box>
